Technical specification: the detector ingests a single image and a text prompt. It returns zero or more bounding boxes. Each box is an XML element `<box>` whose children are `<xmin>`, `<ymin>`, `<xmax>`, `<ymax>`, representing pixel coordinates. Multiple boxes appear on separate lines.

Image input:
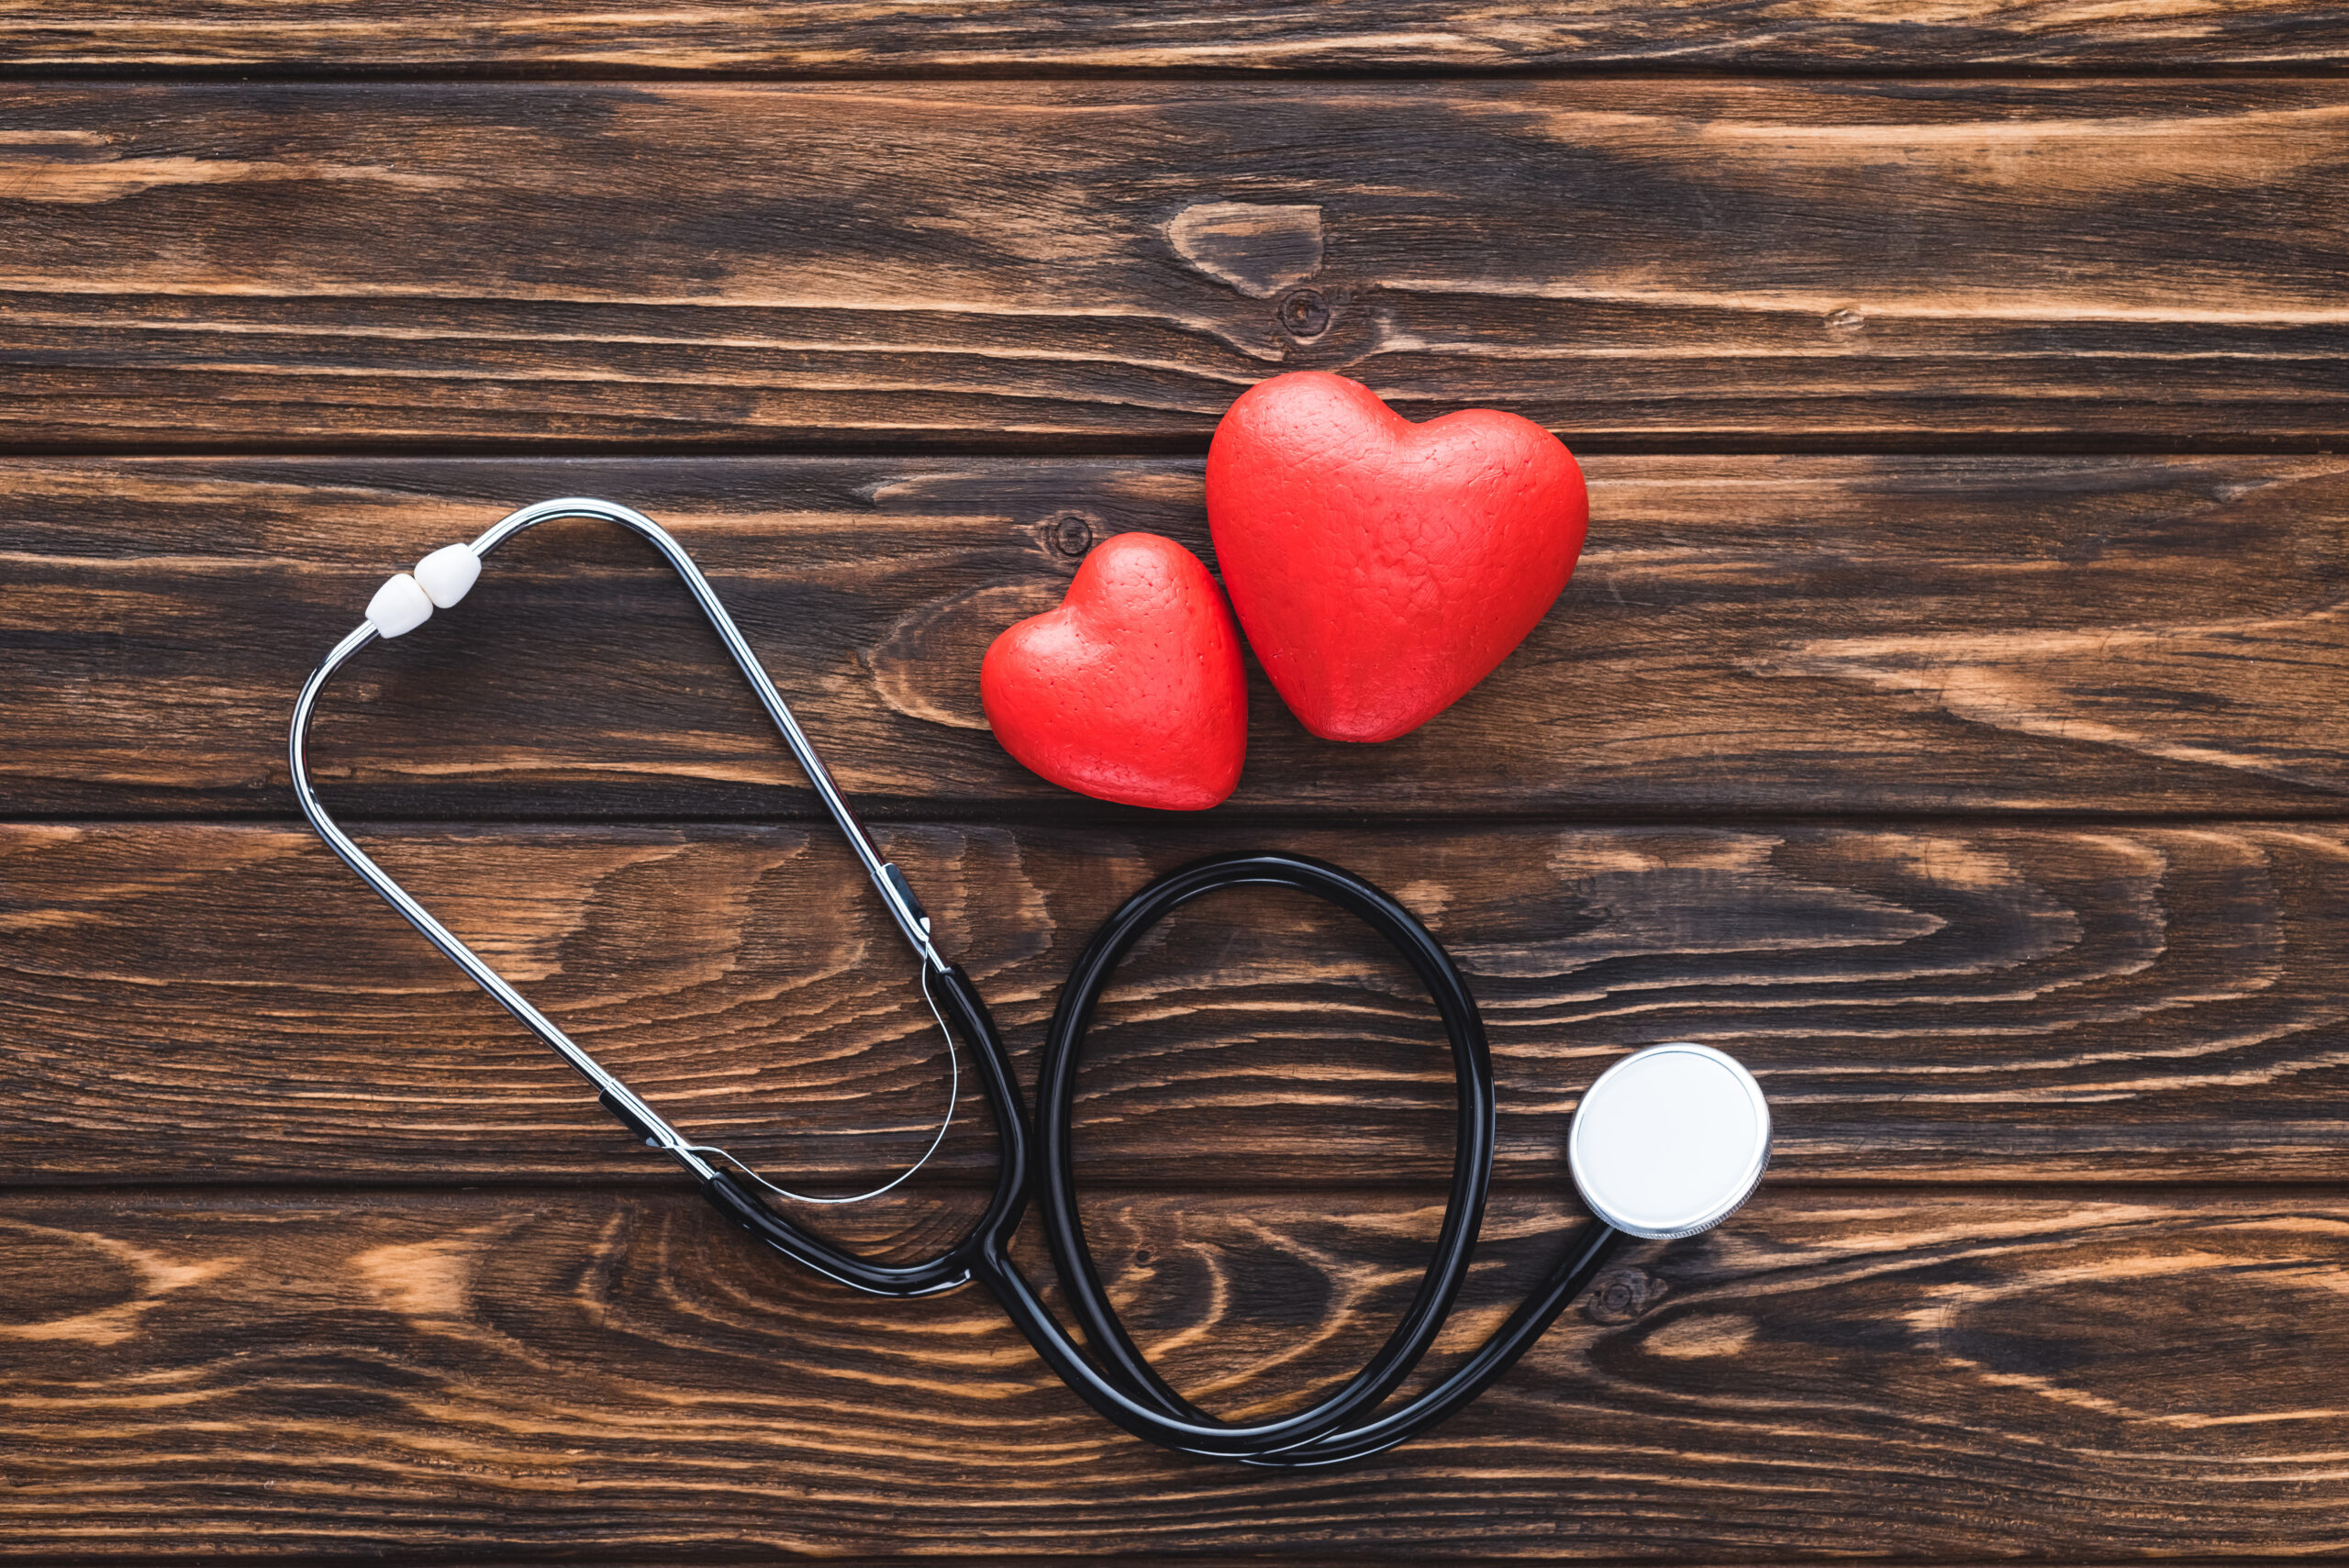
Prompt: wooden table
<box><xmin>5</xmin><ymin>5</ymin><xmax>2346</xmax><ymax>1560</ymax></box>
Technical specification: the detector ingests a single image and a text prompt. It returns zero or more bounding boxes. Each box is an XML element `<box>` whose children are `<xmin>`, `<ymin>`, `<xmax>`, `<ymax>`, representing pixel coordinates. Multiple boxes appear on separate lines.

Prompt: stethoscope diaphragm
<box><xmin>1569</xmin><ymin>1042</ymin><xmax>1772</xmax><ymax>1240</ymax></box>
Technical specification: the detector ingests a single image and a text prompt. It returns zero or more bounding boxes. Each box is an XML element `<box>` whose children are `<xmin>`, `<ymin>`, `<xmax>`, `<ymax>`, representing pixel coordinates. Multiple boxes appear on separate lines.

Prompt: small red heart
<box><xmin>1207</xmin><ymin>372</ymin><xmax>1589</xmax><ymax>743</ymax></box>
<box><xmin>981</xmin><ymin>532</ymin><xmax>1248</xmax><ymax>810</ymax></box>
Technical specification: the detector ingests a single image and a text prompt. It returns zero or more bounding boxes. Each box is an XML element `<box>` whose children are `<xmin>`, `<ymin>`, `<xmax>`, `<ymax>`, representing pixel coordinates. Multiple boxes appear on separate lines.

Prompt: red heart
<box><xmin>1207</xmin><ymin>372</ymin><xmax>1588</xmax><ymax>743</ymax></box>
<box><xmin>981</xmin><ymin>532</ymin><xmax>1248</xmax><ymax>810</ymax></box>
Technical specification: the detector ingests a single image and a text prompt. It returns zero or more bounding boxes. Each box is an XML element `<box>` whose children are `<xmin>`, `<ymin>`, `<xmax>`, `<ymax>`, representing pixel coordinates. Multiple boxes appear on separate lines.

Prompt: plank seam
<box><xmin>6</xmin><ymin>1176</ymin><xmax>2346</xmax><ymax>1195</ymax></box>
<box><xmin>0</xmin><ymin>437</ymin><xmax>2342</xmax><ymax>461</ymax></box>
<box><xmin>11</xmin><ymin>808</ymin><xmax>2347</xmax><ymax>828</ymax></box>
<box><xmin>1</xmin><ymin>65</ymin><xmax>2345</xmax><ymax>85</ymax></box>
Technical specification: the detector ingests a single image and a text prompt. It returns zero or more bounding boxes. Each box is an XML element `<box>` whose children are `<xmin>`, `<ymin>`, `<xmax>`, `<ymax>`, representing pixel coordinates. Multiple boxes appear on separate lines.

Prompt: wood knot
<box><xmin>1583</xmin><ymin>1265</ymin><xmax>1669</xmax><ymax>1325</ymax></box>
<box><xmin>1164</xmin><ymin>201</ymin><xmax>1325</xmax><ymax>298</ymax></box>
<box><xmin>1041</xmin><ymin>510</ymin><xmax>1097</xmax><ymax>561</ymax></box>
<box><xmin>1277</xmin><ymin>287</ymin><xmax>1331</xmax><ymax>340</ymax></box>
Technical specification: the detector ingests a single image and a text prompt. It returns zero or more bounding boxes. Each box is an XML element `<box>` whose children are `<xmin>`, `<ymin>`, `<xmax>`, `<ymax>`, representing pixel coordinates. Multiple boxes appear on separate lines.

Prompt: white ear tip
<box><xmin>414</xmin><ymin>543</ymin><xmax>481</xmax><ymax>609</ymax></box>
<box><xmin>366</xmin><ymin>573</ymin><xmax>435</xmax><ymax>638</ymax></box>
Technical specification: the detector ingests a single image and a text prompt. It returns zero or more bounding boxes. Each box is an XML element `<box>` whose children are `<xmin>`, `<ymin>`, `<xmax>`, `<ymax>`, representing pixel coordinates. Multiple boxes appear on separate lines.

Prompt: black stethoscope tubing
<box><xmin>704</xmin><ymin>851</ymin><xmax>1625</xmax><ymax>1466</ymax></box>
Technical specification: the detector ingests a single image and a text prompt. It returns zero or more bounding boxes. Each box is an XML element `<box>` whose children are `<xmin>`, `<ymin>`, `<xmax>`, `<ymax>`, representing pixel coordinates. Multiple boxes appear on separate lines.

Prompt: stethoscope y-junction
<box><xmin>290</xmin><ymin>496</ymin><xmax>1772</xmax><ymax>1466</ymax></box>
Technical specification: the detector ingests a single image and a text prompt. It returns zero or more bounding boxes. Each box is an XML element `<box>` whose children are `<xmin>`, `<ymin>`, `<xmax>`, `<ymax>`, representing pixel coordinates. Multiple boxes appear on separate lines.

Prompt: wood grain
<box><xmin>3</xmin><ymin>1186</ymin><xmax>2345</xmax><ymax>1556</ymax></box>
<box><xmin>7</xmin><ymin>454</ymin><xmax>2345</xmax><ymax>818</ymax></box>
<box><xmin>9</xmin><ymin>819</ymin><xmax>2346</xmax><ymax>1185</ymax></box>
<box><xmin>5</xmin><ymin>1</ymin><xmax>2345</xmax><ymax>74</ymax></box>
<box><xmin>3</xmin><ymin>82</ymin><xmax>2347</xmax><ymax>450</ymax></box>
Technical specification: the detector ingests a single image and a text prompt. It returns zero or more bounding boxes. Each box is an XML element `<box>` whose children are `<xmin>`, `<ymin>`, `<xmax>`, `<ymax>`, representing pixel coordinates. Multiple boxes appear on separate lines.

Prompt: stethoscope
<box><xmin>290</xmin><ymin>496</ymin><xmax>1773</xmax><ymax>1467</ymax></box>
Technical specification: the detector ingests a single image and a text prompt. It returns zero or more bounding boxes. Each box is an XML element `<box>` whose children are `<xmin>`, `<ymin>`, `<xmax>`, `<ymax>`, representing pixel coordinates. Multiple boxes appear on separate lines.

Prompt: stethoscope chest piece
<box><xmin>1569</xmin><ymin>1043</ymin><xmax>1771</xmax><ymax>1240</ymax></box>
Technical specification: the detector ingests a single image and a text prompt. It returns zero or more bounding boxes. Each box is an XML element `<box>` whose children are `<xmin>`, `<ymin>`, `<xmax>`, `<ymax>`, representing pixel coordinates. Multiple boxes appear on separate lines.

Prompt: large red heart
<box><xmin>981</xmin><ymin>531</ymin><xmax>1248</xmax><ymax>810</ymax></box>
<box><xmin>1206</xmin><ymin>372</ymin><xmax>1588</xmax><ymax>743</ymax></box>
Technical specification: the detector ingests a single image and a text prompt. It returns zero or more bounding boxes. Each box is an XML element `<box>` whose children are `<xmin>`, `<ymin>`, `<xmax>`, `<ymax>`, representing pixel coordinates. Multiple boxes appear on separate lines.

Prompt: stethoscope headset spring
<box><xmin>291</xmin><ymin>496</ymin><xmax>1771</xmax><ymax>1467</ymax></box>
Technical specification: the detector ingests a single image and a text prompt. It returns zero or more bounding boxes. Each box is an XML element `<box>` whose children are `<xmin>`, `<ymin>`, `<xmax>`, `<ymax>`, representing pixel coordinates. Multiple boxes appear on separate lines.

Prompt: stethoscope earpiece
<box><xmin>1569</xmin><ymin>1043</ymin><xmax>1771</xmax><ymax>1241</ymax></box>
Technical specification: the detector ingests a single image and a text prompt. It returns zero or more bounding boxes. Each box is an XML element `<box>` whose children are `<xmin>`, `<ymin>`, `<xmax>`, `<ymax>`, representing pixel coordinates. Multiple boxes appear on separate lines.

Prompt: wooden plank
<box><xmin>3</xmin><ymin>82</ymin><xmax>2346</xmax><ymax>450</ymax></box>
<box><xmin>7</xmin><ymin>819</ymin><xmax>2346</xmax><ymax>1185</ymax></box>
<box><xmin>7</xmin><ymin>454</ymin><xmax>2346</xmax><ymax>818</ymax></box>
<box><xmin>5</xmin><ymin>1</ymin><xmax>2346</xmax><ymax>74</ymax></box>
<box><xmin>3</xmin><ymin>1185</ymin><xmax>2346</xmax><ymax>1556</ymax></box>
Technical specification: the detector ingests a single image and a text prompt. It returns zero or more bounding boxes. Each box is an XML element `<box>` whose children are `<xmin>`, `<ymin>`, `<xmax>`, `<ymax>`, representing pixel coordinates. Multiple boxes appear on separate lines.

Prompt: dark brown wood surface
<box><xmin>5</xmin><ymin>83</ymin><xmax>2348</xmax><ymax>450</ymax></box>
<box><xmin>5</xmin><ymin>1187</ymin><xmax>2348</xmax><ymax>1558</ymax></box>
<box><xmin>4</xmin><ymin>1</ymin><xmax>2345</xmax><ymax>73</ymax></box>
<box><xmin>8</xmin><ymin>820</ymin><xmax>2348</xmax><ymax>1185</ymax></box>
<box><xmin>3</xmin><ymin>6</ymin><xmax>2344</xmax><ymax>1562</ymax></box>
<box><xmin>8</xmin><ymin>455</ymin><xmax>2344</xmax><ymax>817</ymax></box>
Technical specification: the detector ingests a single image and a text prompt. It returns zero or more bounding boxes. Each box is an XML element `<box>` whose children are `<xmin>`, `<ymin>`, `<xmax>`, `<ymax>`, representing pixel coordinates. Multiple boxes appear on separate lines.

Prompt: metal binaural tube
<box><xmin>462</xmin><ymin>497</ymin><xmax>941</xmax><ymax>969</ymax></box>
<box><xmin>286</xmin><ymin>496</ymin><xmax>952</xmax><ymax>1193</ymax></box>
